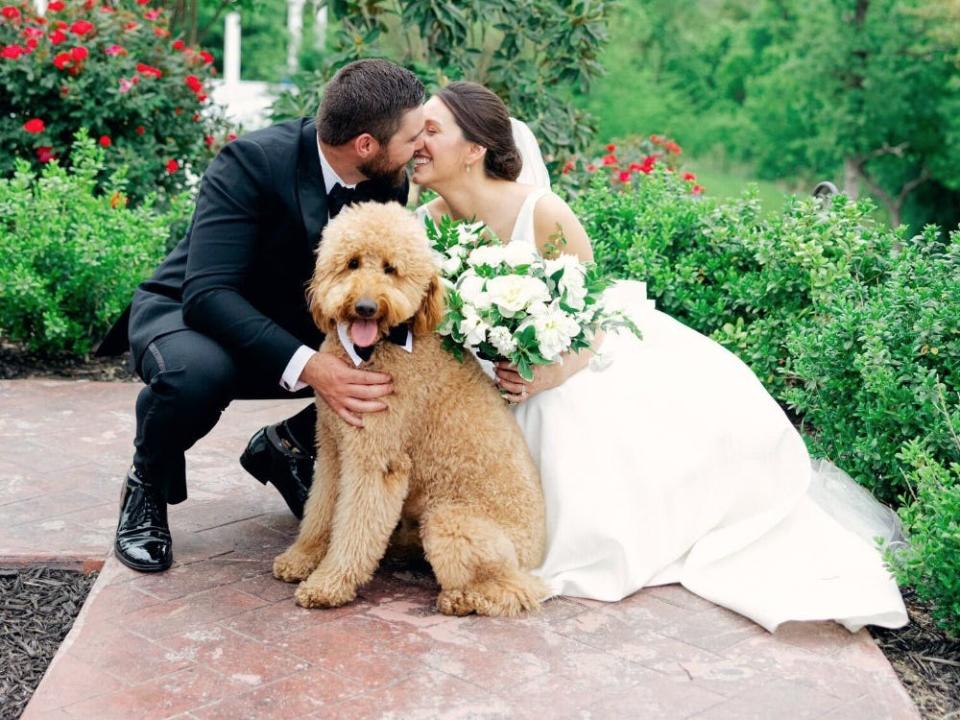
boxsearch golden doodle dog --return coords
[272,201,547,616]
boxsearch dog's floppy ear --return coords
[413,275,445,335]
[306,262,334,332]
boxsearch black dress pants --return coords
[132,329,315,504]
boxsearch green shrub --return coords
[0,131,188,355]
[0,0,232,204]
[785,229,960,503]
[570,171,895,400]
[888,430,960,637]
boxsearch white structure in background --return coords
[211,1,327,131]
[209,12,275,130]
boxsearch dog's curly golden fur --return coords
[272,201,547,616]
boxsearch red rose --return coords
[204,135,214,146]
[36,146,55,163]
[199,50,213,64]
[561,160,575,175]
[136,0,149,4]
[53,51,71,69]
[606,144,616,152]
[185,74,202,92]
[144,9,160,20]
[665,140,681,155]
[70,20,94,35]
[47,0,64,9]
[650,134,662,145]
[25,38,36,50]
[601,153,617,167]
[196,93,207,102]
[691,184,704,195]
[165,158,179,174]
[227,132,237,142]
[153,26,168,38]
[1,6,21,20]
[683,172,696,182]
[98,135,111,147]
[54,20,68,29]
[135,125,145,135]
[1,44,24,59]
[49,29,67,44]
[23,118,45,134]
[136,62,162,78]
[172,39,185,50]
[618,170,631,183]
[70,46,88,62]
[585,163,597,173]
[22,26,44,39]
[124,21,138,31]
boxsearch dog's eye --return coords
[347,257,360,270]
[383,262,397,275]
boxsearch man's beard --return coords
[359,148,406,187]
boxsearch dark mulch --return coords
[0,567,98,720]
[0,342,134,382]
[873,589,960,720]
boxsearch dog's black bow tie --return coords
[353,324,411,362]
[328,180,404,219]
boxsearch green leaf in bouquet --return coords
[517,355,535,382]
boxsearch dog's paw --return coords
[294,572,356,609]
[437,579,543,618]
[272,548,320,583]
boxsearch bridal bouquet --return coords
[425,215,641,381]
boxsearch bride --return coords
[412,81,907,633]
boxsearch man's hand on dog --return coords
[301,352,393,427]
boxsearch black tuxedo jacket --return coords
[97,118,408,379]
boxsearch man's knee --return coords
[139,331,240,418]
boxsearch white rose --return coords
[459,306,489,347]
[502,242,537,268]
[441,255,462,277]
[486,275,550,317]
[467,245,505,269]
[488,326,517,356]
[457,273,492,310]
[431,249,447,270]
[530,301,581,361]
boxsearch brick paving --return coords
[1,380,920,719]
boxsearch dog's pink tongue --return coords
[350,320,378,347]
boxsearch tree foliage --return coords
[270,0,613,166]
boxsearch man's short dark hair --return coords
[316,59,425,146]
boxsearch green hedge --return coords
[0,131,188,355]
[567,167,959,634]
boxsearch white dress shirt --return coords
[278,140,356,392]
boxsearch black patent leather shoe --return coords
[114,467,172,573]
[240,422,314,520]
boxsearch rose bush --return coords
[0,0,233,204]
[555,135,695,195]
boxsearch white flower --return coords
[457,273,491,310]
[441,255,462,277]
[530,301,581,361]
[467,245,506,269]
[456,221,485,245]
[502,242,537,267]
[431,249,447,270]
[459,306,489,347]
[488,326,517,356]
[545,253,588,309]
[486,274,550,317]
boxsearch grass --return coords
[684,156,799,216]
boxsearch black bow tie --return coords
[327,180,404,219]
[354,323,411,362]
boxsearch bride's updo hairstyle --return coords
[435,82,522,181]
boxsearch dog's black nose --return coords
[355,299,377,318]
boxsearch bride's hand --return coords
[495,361,565,403]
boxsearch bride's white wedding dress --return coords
[418,189,907,632]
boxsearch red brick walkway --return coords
[1,380,919,719]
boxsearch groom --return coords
[96,59,426,573]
